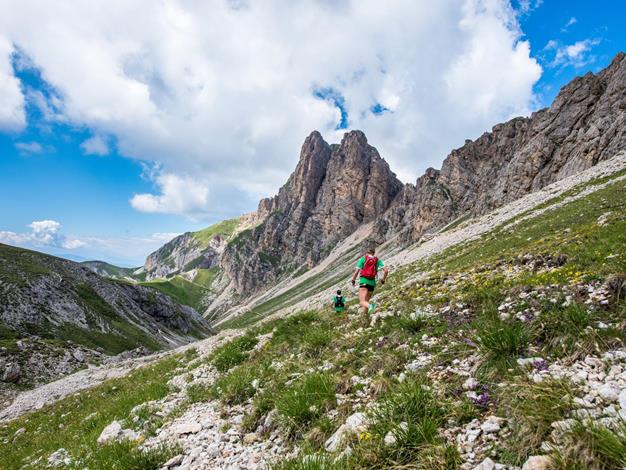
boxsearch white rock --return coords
[48,448,71,468]
[163,454,184,468]
[97,421,122,444]
[517,357,544,367]
[618,389,626,410]
[324,412,368,452]
[473,457,496,470]
[384,430,397,446]
[598,384,619,403]
[522,456,552,470]
[72,349,85,362]
[463,377,479,390]
[480,416,502,434]
[172,422,202,435]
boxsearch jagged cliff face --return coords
[221,130,402,292]
[377,52,626,242]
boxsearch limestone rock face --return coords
[377,52,626,242]
[222,130,402,292]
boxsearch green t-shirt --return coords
[356,256,384,286]
[332,296,345,312]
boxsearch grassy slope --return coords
[138,268,219,312]
[192,218,241,245]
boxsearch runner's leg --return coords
[359,287,369,313]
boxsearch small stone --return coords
[97,421,122,444]
[384,430,397,446]
[163,455,184,467]
[1,363,20,383]
[463,377,479,390]
[172,422,202,435]
[522,455,552,470]
[480,416,502,434]
[598,384,619,403]
[473,457,496,470]
[48,448,71,468]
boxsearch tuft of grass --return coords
[475,318,532,377]
[187,382,213,403]
[85,441,181,470]
[368,378,445,465]
[553,421,626,470]
[535,302,623,359]
[210,333,258,372]
[277,373,336,438]
[497,378,574,464]
[211,364,261,405]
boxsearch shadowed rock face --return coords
[222,130,403,292]
[376,52,626,242]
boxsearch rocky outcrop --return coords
[377,52,626,242]
[221,130,402,292]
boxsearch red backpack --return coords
[360,255,378,280]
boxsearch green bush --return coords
[534,303,622,358]
[498,379,574,464]
[212,364,260,405]
[187,382,213,403]
[369,378,445,465]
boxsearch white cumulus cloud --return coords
[549,38,600,69]
[0,0,542,215]
[81,134,109,156]
[0,219,86,250]
[130,172,210,218]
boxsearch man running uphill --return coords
[351,247,389,316]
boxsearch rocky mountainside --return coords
[0,243,212,392]
[376,52,626,243]
[141,218,248,281]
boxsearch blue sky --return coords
[0,0,624,266]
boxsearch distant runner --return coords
[351,247,389,316]
[331,290,346,313]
